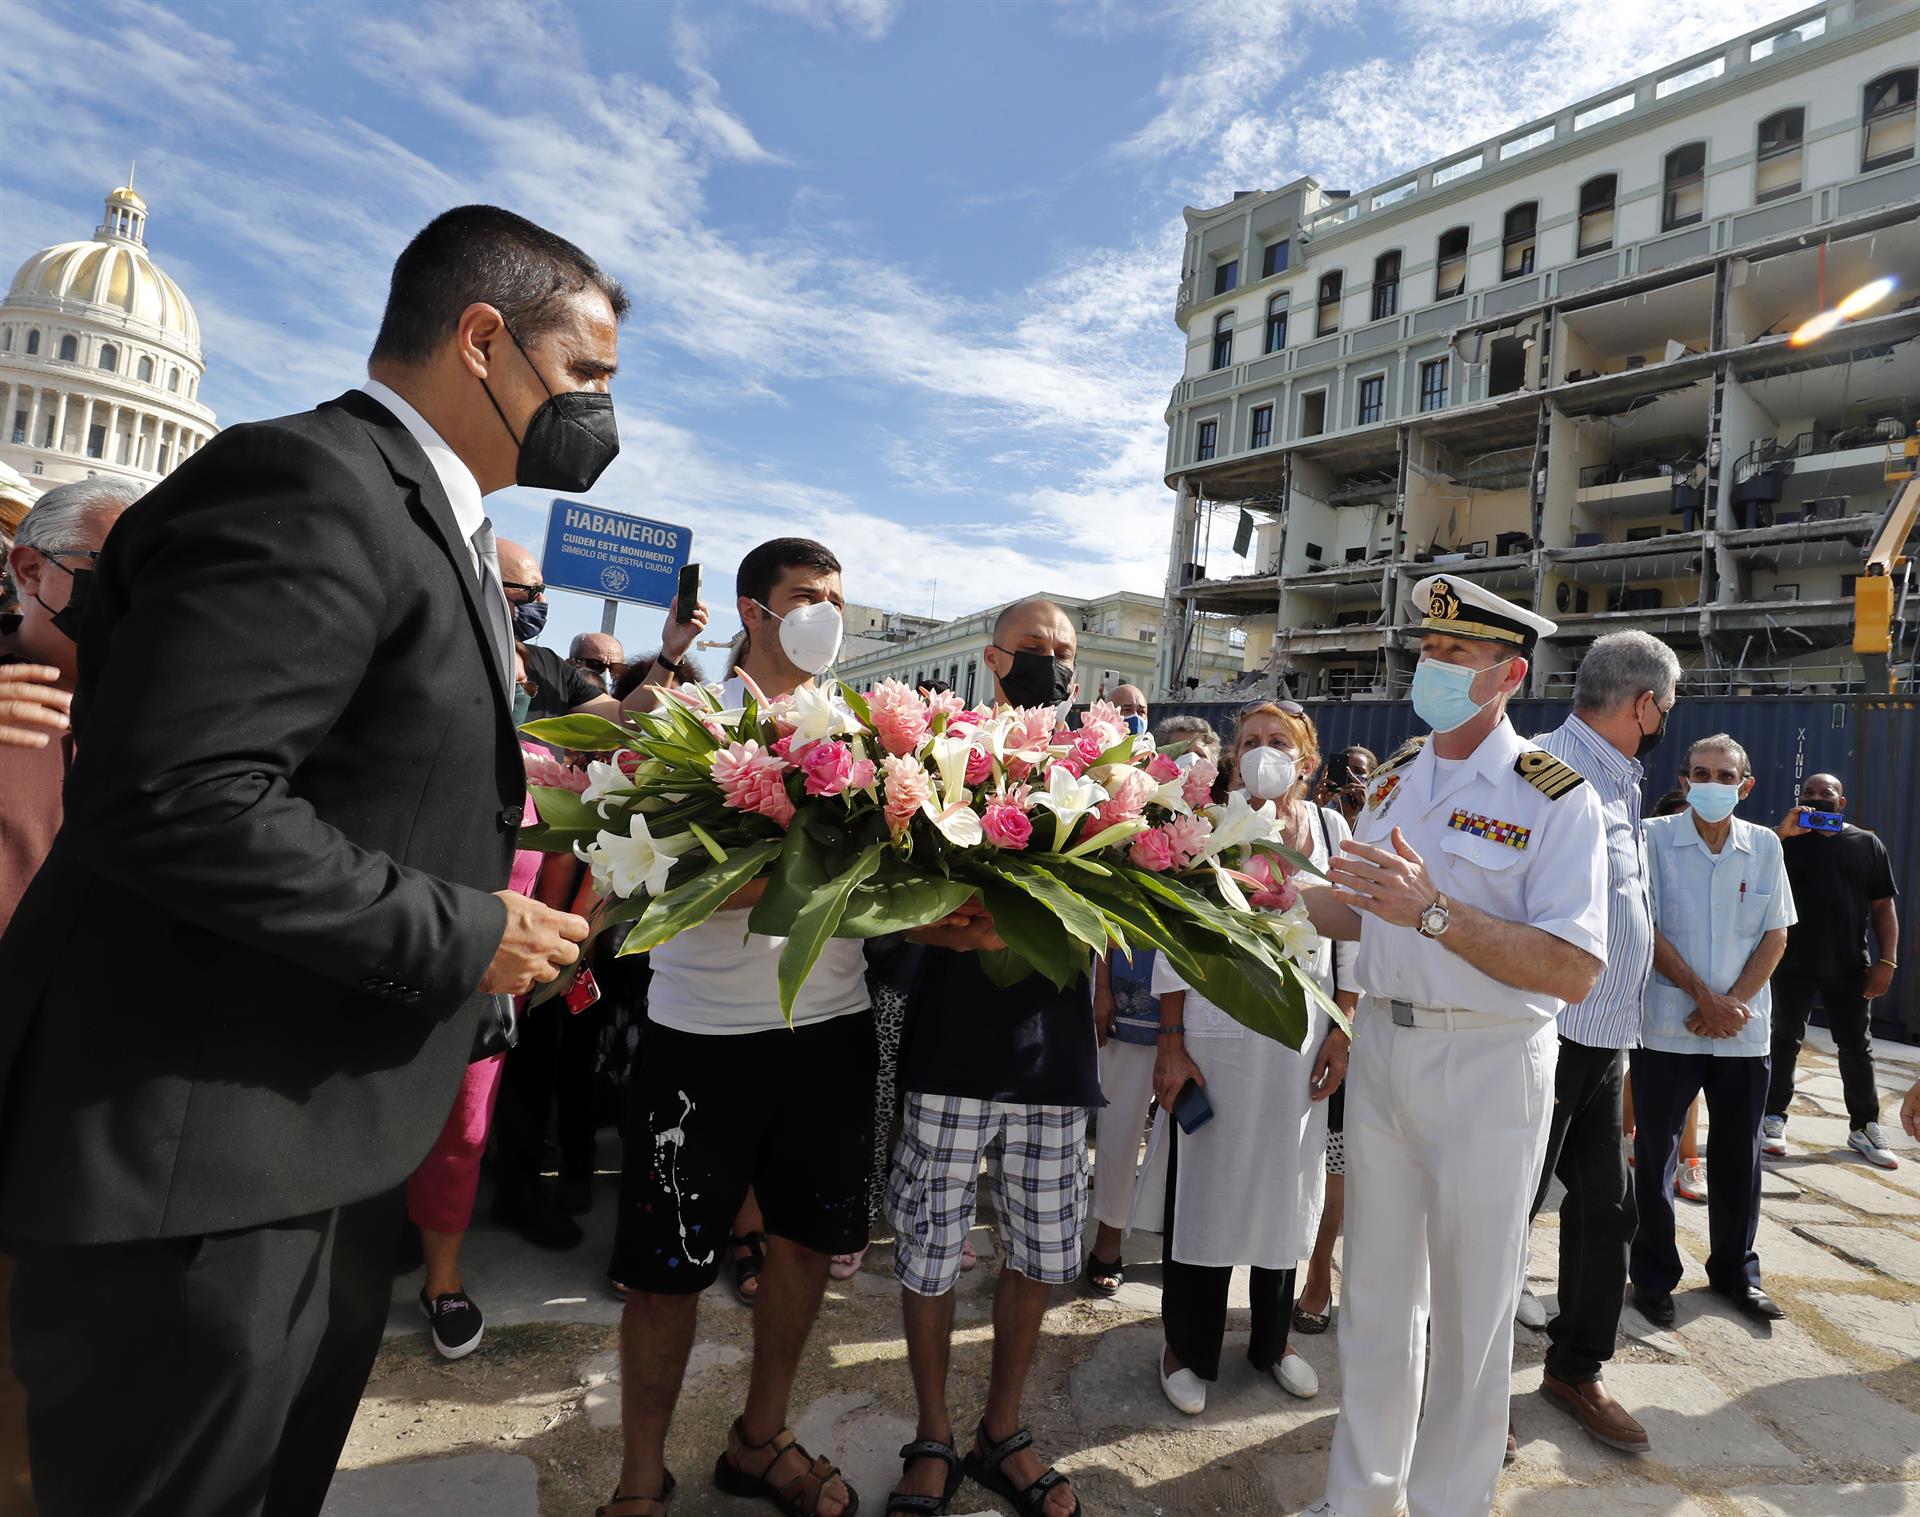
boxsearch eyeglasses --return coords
[1239,698,1305,716]
[501,579,546,599]
[573,657,619,675]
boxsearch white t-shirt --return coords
[646,675,871,1035]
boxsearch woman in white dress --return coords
[1151,701,1358,1414]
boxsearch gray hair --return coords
[1573,630,1681,714]
[1155,714,1220,762]
[1688,732,1751,777]
[15,478,141,556]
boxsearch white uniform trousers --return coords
[1324,999,1557,1517]
[1091,1039,1157,1232]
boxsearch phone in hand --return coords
[1172,1078,1214,1135]
[1799,808,1844,833]
[675,563,700,624]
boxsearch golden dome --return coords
[4,179,199,351]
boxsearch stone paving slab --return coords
[1799,1223,1920,1284]
[1805,1292,1920,1360]
[1733,1482,1920,1515]
[1751,1215,1873,1282]
[320,1452,539,1516]
[1069,1322,1341,1440]
[1502,1486,1717,1516]
[1561,1360,1803,1472]
[1784,1162,1920,1216]
[791,1391,918,1513]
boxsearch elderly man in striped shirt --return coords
[1519,630,1679,1455]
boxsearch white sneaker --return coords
[1274,1349,1319,1399]
[1159,1348,1207,1415]
[1516,1289,1547,1330]
[1761,1115,1788,1157]
[1851,1122,1900,1170]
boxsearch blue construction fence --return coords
[1148,695,1920,1040]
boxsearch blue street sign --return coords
[540,500,692,608]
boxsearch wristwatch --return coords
[1417,892,1452,940]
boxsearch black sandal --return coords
[729,1232,767,1306]
[885,1437,962,1516]
[596,1471,676,1516]
[962,1423,1081,1517]
[1083,1253,1123,1297]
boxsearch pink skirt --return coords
[406,1053,506,1234]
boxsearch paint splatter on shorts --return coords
[610,1011,876,1294]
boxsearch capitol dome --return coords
[0,170,216,490]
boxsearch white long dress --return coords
[1143,803,1354,1269]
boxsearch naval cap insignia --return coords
[1429,579,1461,620]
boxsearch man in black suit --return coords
[0,205,640,1517]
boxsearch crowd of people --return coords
[0,204,1913,1517]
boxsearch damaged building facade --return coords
[1158,0,1920,700]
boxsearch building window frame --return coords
[1418,358,1449,413]
[1356,374,1385,426]
[1501,202,1537,280]
[1300,389,1328,438]
[1264,295,1288,354]
[1577,174,1617,256]
[1755,107,1805,201]
[1250,403,1273,449]
[1195,418,1218,461]
[57,334,78,363]
[1315,271,1343,337]
[137,355,154,383]
[97,342,119,373]
[1213,257,1239,296]
[24,330,40,356]
[1662,141,1706,231]
[1261,239,1289,279]
[1370,250,1401,321]
[1210,311,1234,371]
[1863,68,1918,171]
[1435,226,1468,300]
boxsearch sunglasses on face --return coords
[1239,698,1305,716]
[573,657,618,675]
[501,579,546,599]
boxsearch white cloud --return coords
[747,0,905,43]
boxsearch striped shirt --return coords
[1534,715,1653,1049]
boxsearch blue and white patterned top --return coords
[1534,715,1653,1050]
[1108,949,1161,1045]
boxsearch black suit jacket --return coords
[0,391,520,1244]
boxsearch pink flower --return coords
[947,707,984,730]
[923,687,966,721]
[1129,827,1175,872]
[1241,853,1301,913]
[965,748,993,786]
[1006,708,1056,752]
[881,753,932,835]
[1161,813,1214,869]
[1181,759,1219,810]
[1005,756,1034,783]
[1082,699,1123,733]
[1049,757,1086,782]
[770,735,795,762]
[799,739,856,797]
[848,757,876,791]
[521,747,590,792]
[1086,766,1155,832]
[981,801,1033,851]
[868,679,932,757]
[712,740,796,828]
[1147,753,1182,784]
[1070,732,1107,769]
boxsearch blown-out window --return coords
[1577,175,1616,256]
[1435,227,1468,299]
[1864,69,1918,170]
[1756,109,1805,201]
[1502,203,1537,279]
[1662,143,1705,231]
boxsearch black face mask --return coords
[994,645,1074,709]
[480,323,620,493]
[1636,695,1669,759]
[510,599,550,643]
[36,557,94,644]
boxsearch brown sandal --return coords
[596,1471,676,1516]
[714,1417,860,1516]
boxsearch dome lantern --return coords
[97,162,147,245]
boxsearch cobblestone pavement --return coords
[332,1031,1920,1516]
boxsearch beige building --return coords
[838,589,1244,706]
[1161,1,1920,699]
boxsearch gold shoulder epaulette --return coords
[1515,750,1585,799]
[1371,745,1417,781]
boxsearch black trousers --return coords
[1526,1038,1631,1384]
[10,1190,400,1517]
[1768,970,1881,1129]
[1629,1050,1767,1296]
[1159,1124,1295,1381]
[492,1000,604,1204]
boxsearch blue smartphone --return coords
[1172,1078,1214,1134]
[1799,809,1844,833]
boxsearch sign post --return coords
[539,501,693,636]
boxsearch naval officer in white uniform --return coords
[1301,575,1609,1517]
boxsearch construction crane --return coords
[1853,440,1920,692]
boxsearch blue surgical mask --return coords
[1410,656,1502,734]
[511,686,533,726]
[1124,715,1148,736]
[1686,781,1741,823]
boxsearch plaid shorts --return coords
[886,1094,1089,1297]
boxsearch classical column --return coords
[25,388,43,450]
[79,398,98,459]
[107,402,123,464]
[52,392,70,452]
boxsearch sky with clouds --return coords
[0,0,1801,663]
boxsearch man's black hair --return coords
[371,205,630,365]
[736,538,842,607]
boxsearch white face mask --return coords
[760,598,843,676]
[1239,745,1297,799]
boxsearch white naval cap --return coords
[1408,573,1557,650]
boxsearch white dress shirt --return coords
[359,379,486,574]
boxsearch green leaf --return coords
[1186,951,1309,1050]
[977,948,1036,988]
[1250,840,1327,881]
[513,822,598,855]
[837,682,875,727]
[1065,870,1209,983]
[979,881,1085,990]
[528,786,605,834]
[1064,819,1146,858]
[687,821,728,864]
[519,714,639,752]
[618,839,783,956]
[1001,866,1109,954]
[1093,734,1138,767]
[777,844,887,1018]
[838,873,976,937]
[748,821,840,937]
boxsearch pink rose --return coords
[1005,756,1034,783]
[982,801,1033,851]
[770,735,794,762]
[881,753,933,835]
[847,757,876,790]
[869,679,932,757]
[800,740,856,797]
[947,708,983,730]
[1162,813,1214,869]
[965,748,993,786]
[1071,732,1107,768]
[1242,853,1301,913]
[1181,758,1219,810]
[1147,753,1181,784]
[1129,827,1175,872]
[1049,757,1085,783]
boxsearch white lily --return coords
[1196,790,1281,863]
[1028,763,1110,851]
[1148,773,1193,816]
[580,759,633,817]
[782,680,864,754]
[1211,860,1252,913]
[921,795,986,847]
[574,812,695,899]
[928,733,977,809]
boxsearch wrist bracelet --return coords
[653,653,685,676]
[1157,1024,1186,1037]
[1877,958,1899,969]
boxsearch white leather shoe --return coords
[1159,1348,1207,1414]
[1516,1289,1547,1329]
[1274,1349,1319,1399]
